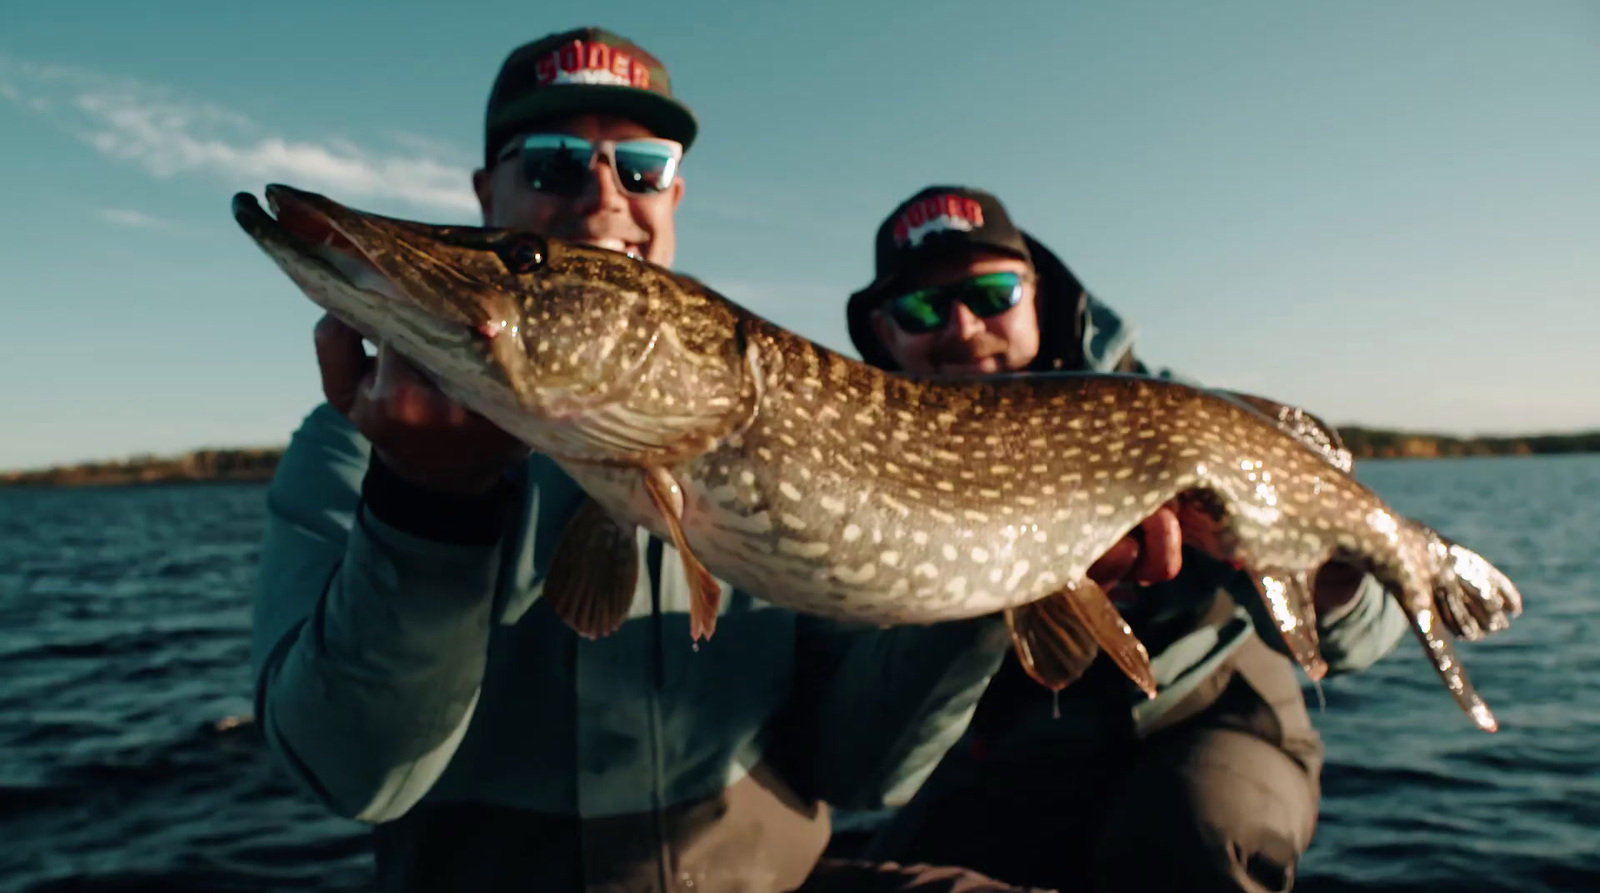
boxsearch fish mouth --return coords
[231,185,651,423]
[232,185,492,344]
[232,186,404,307]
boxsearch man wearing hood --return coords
[843,186,1412,893]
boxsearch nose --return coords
[574,149,629,215]
[947,302,987,339]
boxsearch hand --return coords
[1087,502,1184,592]
[1311,560,1366,614]
[314,314,530,495]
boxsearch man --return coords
[842,186,1414,893]
[248,29,1171,893]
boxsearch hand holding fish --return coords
[1085,503,1184,591]
[313,314,529,495]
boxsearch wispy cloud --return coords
[0,55,479,217]
[97,207,173,229]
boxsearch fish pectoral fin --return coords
[641,466,723,642]
[1250,568,1329,681]
[542,497,640,640]
[1005,579,1158,699]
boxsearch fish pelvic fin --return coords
[542,497,640,639]
[642,466,723,643]
[1005,579,1158,699]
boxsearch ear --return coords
[668,175,685,211]
[472,167,494,225]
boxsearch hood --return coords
[845,231,1139,374]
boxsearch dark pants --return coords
[369,756,1055,893]
[861,633,1325,893]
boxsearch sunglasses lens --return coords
[518,135,592,195]
[888,272,1023,334]
[514,135,681,196]
[889,291,946,333]
[960,272,1024,315]
[611,141,680,194]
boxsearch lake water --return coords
[2,455,1596,892]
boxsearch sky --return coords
[1,1,1597,471]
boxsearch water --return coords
[1,456,1596,892]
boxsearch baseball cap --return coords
[846,186,1032,360]
[483,27,699,168]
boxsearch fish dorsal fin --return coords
[1215,390,1354,473]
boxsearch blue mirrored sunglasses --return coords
[496,133,682,196]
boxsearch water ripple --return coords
[2,459,1598,892]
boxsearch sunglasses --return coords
[496,133,683,197]
[883,271,1028,334]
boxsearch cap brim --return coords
[488,85,699,158]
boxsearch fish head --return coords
[233,184,757,463]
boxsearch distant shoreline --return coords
[3,428,1597,489]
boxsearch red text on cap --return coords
[893,194,985,247]
[534,39,651,90]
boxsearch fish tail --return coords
[1422,527,1525,642]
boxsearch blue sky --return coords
[2,1,1596,471]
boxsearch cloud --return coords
[97,207,172,229]
[0,55,479,217]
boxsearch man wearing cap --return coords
[249,30,1072,893]
[842,186,1413,893]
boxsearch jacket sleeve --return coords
[1229,568,1410,676]
[782,614,1013,812]
[1310,572,1411,675]
[249,403,523,822]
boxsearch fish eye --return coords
[497,234,547,274]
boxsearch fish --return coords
[231,184,1524,732]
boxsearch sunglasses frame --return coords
[495,132,684,196]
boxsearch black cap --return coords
[846,185,1032,364]
[483,27,698,168]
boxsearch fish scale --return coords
[231,183,1526,733]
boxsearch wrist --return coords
[362,450,516,545]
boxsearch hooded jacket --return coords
[250,404,1013,892]
[843,230,1410,740]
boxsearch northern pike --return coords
[231,184,1523,732]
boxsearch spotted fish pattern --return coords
[232,184,1525,733]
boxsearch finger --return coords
[313,314,372,415]
[371,344,461,426]
[1129,506,1183,584]
[1087,535,1140,589]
